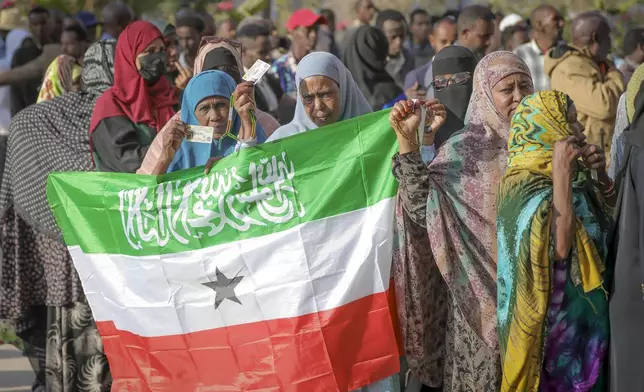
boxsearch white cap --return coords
[499,13,524,32]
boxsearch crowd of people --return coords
[0,0,642,391]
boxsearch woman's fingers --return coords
[584,150,603,163]
[585,154,606,169]
[175,62,186,76]
[235,82,255,97]
[178,63,192,78]
[238,102,254,114]
[423,99,442,111]
[582,144,603,158]
[204,156,223,174]
[392,102,406,120]
[580,144,606,170]
[237,95,257,113]
[172,121,188,137]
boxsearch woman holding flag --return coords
[266,51,373,142]
[136,69,265,174]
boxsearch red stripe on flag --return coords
[97,290,400,391]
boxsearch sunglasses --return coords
[431,72,472,92]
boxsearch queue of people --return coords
[0,1,641,391]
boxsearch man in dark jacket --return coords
[376,9,415,89]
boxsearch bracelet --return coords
[602,184,616,197]
[603,188,616,198]
[601,180,615,196]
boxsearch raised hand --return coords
[390,99,422,141]
[553,136,580,182]
[174,62,192,90]
[580,143,606,174]
[233,81,256,140]
[163,119,188,156]
[405,82,425,100]
[423,99,447,134]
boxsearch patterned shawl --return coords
[426,51,531,348]
[497,90,612,391]
[0,40,116,240]
[392,51,531,384]
[36,54,82,103]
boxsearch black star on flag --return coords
[202,268,244,309]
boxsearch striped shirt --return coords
[514,40,550,91]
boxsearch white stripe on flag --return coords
[69,197,395,337]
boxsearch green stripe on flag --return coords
[47,110,399,256]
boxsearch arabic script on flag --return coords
[119,152,306,250]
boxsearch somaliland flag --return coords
[47,111,401,391]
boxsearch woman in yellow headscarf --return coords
[37,54,82,103]
[497,90,615,391]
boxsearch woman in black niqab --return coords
[342,25,402,110]
[431,45,477,148]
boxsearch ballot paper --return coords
[186,125,214,144]
[242,60,271,84]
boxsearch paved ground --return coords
[0,345,32,392]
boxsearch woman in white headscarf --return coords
[267,51,373,142]
[0,29,31,131]
[266,51,403,392]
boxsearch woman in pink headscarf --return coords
[388,51,534,391]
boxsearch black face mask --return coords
[432,46,477,148]
[139,52,168,84]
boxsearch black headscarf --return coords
[342,25,402,110]
[432,45,477,148]
[203,47,242,83]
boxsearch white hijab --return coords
[0,29,32,132]
[267,52,372,142]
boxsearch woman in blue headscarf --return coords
[267,52,372,142]
[138,69,266,174]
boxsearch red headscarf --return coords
[89,21,177,134]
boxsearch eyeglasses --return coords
[432,72,472,91]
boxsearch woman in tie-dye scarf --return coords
[497,90,615,392]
